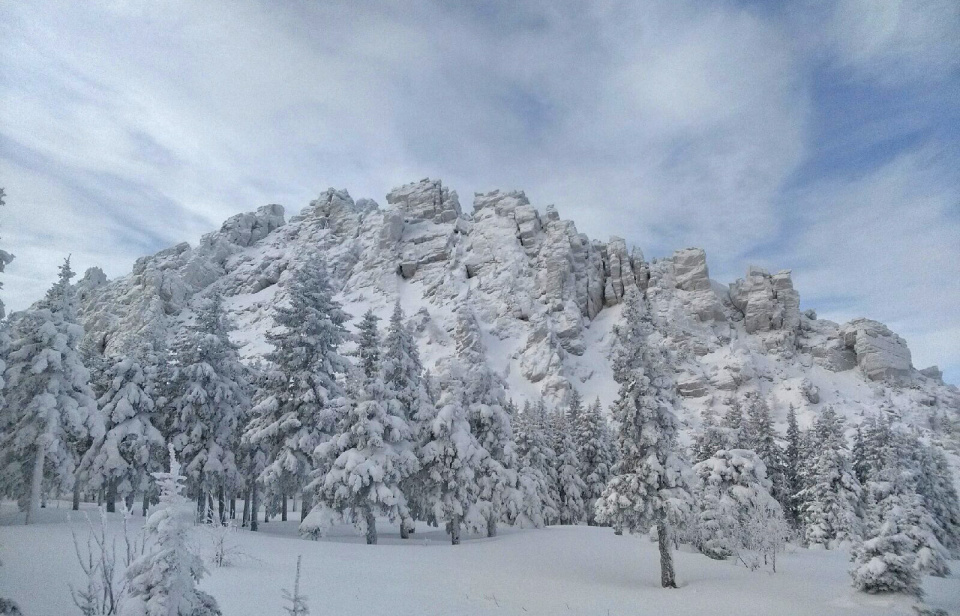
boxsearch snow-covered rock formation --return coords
[70,178,959,444]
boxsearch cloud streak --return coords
[1,0,958,381]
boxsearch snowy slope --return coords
[1,502,957,616]
[70,178,960,446]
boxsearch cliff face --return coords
[74,178,960,440]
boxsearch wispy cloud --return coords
[1,1,957,381]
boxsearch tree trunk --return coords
[25,445,45,525]
[487,514,497,538]
[400,515,412,539]
[142,491,149,517]
[125,490,135,512]
[218,485,226,525]
[365,510,377,545]
[250,482,259,532]
[301,490,312,523]
[72,480,81,511]
[242,490,250,527]
[197,490,205,523]
[658,522,677,589]
[106,479,117,513]
[281,492,288,522]
[230,492,236,520]
[450,515,461,546]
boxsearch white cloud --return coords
[0,1,957,381]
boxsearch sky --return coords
[1,1,958,383]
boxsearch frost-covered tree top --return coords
[123,445,221,616]
[243,255,351,491]
[597,290,692,534]
[169,292,251,491]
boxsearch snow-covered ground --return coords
[2,502,957,616]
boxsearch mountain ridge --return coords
[67,177,959,444]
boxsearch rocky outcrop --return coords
[839,318,914,382]
[730,266,801,337]
[387,178,461,224]
[65,177,957,439]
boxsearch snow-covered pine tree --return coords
[722,398,747,450]
[850,493,923,597]
[0,257,101,524]
[383,302,436,535]
[453,305,518,537]
[595,290,693,588]
[242,255,350,522]
[852,422,870,486]
[122,445,221,616]
[573,396,614,526]
[798,405,862,549]
[742,393,789,518]
[83,348,166,514]
[311,313,418,545]
[782,404,803,528]
[168,292,251,521]
[693,448,788,571]
[511,401,557,528]
[916,443,960,557]
[551,407,586,525]
[691,406,728,464]
[419,378,485,545]
[281,555,309,616]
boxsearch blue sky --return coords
[1,1,958,383]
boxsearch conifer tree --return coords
[573,397,614,525]
[850,496,922,597]
[798,406,861,548]
[551,408,587,525]
[312,314,417,545]
[512,401,557,527]
[419,381,485,545]
[782,404,803,527]
[122,446,221,616]
[692,407,728,464]
[743,393,789,516]
[83,349,165,514]
[1,258,101,523]
[169,293,251,519]
[722,399,747,450]
[383,302,434,536]
[694,448,788,570]
[242,255,350,519]
[453,305,518,538]
[595,290,692,588]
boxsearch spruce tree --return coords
[454,305,518,538]
[798,406,862,548]
[595,290,692,588]
[122,446,221,616]
[551,408,587,525]
[312,314,417,545]
[242,255,350,519]
[512,401,557,527]
[83,349,166,514]
[692,407,728,464]
[693,448,788,570]
[743,393,789,516]
[383,302,434,536]
[419,380,485,545]
[1,258,101,523]
[573,397,614,525]
[782,404,803,527]
[168,293,251,520]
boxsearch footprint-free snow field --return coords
[2,503,957,616]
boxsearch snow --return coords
[3,501,958,616]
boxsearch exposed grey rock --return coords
[920,365,944,384]
[387,178,461,224]
[800,378,820,404]
[840,318,914,382]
